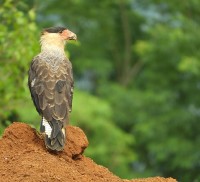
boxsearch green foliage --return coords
[0,0,39,128]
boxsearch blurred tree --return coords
[0,0,39,132]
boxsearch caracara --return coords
[28,27,77,151]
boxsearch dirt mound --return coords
[0,122,177,182]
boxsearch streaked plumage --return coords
[28,27,77,151]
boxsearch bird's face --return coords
[40,27,77,51]
[42,27,77,41]
[60,29,77,41]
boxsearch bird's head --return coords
[40,26,77,51]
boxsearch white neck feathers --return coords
[40,33,66,54]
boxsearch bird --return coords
[28,27,77,151]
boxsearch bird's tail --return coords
[40,117,66,151]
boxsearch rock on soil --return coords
[0,122,177,182]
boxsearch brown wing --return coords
[28,56,74,124]
[65,59,74,112]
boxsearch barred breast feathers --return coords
[38,47,67,71]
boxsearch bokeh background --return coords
[1,0,200,181]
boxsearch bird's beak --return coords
[62,29,77,41]
[68,32,77,41]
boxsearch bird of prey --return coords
[28,27,77,151]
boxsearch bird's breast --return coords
[39,52,66,72]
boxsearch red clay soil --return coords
[0,122,177,182]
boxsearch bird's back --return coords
[28,53,74,151]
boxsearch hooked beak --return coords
[62,29,77,41]
[68,33,77,41]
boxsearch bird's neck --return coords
[41,45,65,56]
[40,34,66,55]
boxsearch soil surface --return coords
[0,122,177,182]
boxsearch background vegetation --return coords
[1,0,200,181]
